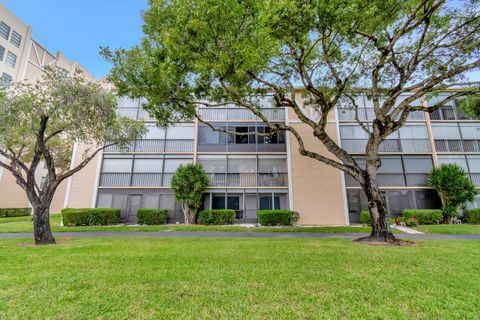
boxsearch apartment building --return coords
[0,3,94,211]
[59,90,480,225]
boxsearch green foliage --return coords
[137,208,168,225]
[464,209,480,224]
[171,164,210,217]
[406,218,418,227]
[197,209,236,225]
[257,210,299,226]
[62,208,120,226]
[360,211,371,225]
[0,208,31,218]
[459,95,480,118]
[428,164,477,221]
[402,209,443,225]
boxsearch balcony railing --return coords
[104,139,194,153]
[338,108,425,121]
[434,139,480,153]
[198,108,285,121]
[345,173,429,187]
[207,173,288,187]
[99,172,288,187]
[341,139,432,153]
[470,173,480,187]
[430,107,471,121]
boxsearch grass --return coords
[0,237,478,319]
[0,214,376,234]
[414,224,480,234]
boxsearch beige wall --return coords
[64,144,101,209]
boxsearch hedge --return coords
[137,208,168,225]
[464,209,480,224]
[360,211,371,225]
[402,209,443,225]
[257,210,299,226]
[0,208,32,218]
[197,209,236,225]
[62,208,120,226]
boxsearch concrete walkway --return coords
[0,231,479,240]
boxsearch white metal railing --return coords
[198,108,285,121]
[341,139,431,153]
[104,139,194,153]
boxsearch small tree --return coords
[0,67,146,245]
[428,164,476,224]
[171,164,210,224]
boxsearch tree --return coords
[0,67,146,245]
[171,164,210,224]
[460,94,480,118]
[427,163,477,224]
[104,0,480,243]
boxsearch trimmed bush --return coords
[406,217,418,227]
[0,208,32,218]
[402,209,443,225]
[137,208,168,225]
[62,208,120,226]
[257,210,299,226]
[464,209,480,224]
[360,211,371,225]
[197,209,236,225]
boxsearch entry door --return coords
[245,194,258,222]
[127,195,142,223]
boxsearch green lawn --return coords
[414,224,480,234]
[0,214,375,233]
[0,237,478,319]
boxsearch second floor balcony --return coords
[104,139,194,153]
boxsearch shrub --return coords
[388,217,395,225]
[402,209,443,225]
[197,209,236,225]
[137,208,168,225]
[395,217,404,225]
[0,208,32,218]
[464,209,480,224]
[360,211,371,225]
[406,217,418,227]
[62,208,120,226]
[257,210,299,226]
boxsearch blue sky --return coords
[2,0,148,79]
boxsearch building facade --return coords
[59,91,480,225]
[0,3,94,211]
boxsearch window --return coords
[259,195,280,210]
[116,97,139,108]
[0,73,12,87]
[166,125,194,140]
[5,51,16,68]
[10,31,21,48]
[0,22,10,40]
[460,124,480,140]
[198,156,226,173]
[227,196,240,210]
[258,157,287,173]
[102,158,133,173]
[432,123,461,140]
[403,156,433,174]
[212,195,226,209]
[398,125,428,139]
[227,157,256,173]
[144,125,166,139]
[0,45,4,61]
[198,125,227,144]
[133,159,163,173]
[438,156,469,171]
[339,125,369,139]
[163,158,192,172]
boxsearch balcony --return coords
[116,107,154,121]
[345,173,429,187]
[99,173,175,187]
[430,107,471,121]
[434,139,480,153]
[341,139,432,153]
[99,172,288,188]
[104,139,194,153]
[198,108,285,122]
[207,173,288,187]
[338,108,425,121]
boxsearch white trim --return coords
[335,108,350,225]
[91,149,104,207]
[285,107,294,210]
[63,142,78,208]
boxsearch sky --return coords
[1,0,478,82]
[2,0,148,79]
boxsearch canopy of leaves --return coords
[171,164,210,211]
[459,94,480,118]
[428,163,477,216]
[0,67,146,172]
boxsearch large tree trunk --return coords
[181,203,196,224]
[354,156,399,244]
[32,203,55,245]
